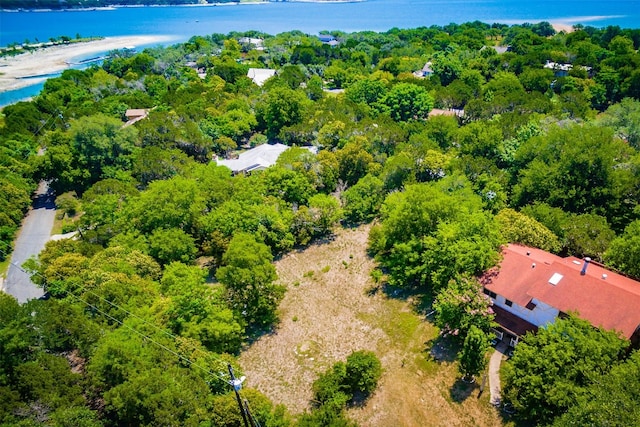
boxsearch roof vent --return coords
[549,273,563,285]
[602,274,608,280]
[532,263,536,268]
[526,251,531,256]
[580,257,591,276]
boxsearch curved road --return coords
[2,181,55,303]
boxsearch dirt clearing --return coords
[239,224,506,426]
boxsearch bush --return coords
[311,350,382,409]
[345,350,382,396]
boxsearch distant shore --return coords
[0,0,364,12]
[0,35,175,93]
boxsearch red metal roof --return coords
[482,244,640,339]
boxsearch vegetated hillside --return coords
[1,21,639,426]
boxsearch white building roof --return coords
[216,143,316,173]
[216,143,288,173]
[247,68,276,86]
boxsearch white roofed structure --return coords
[247,68,276,86]
[215,143,317,174]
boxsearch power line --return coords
[0,225,266,426]
[0,240,227,360]
[0,245,232,386]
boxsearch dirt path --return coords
[239,225,504,426]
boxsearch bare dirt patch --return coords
[239,224,507,426]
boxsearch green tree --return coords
[563,213,615,261]
[255,87,308,139]
[161,262,243,353]
[341,174,385,224]
[458,325,489,380]
[598,97,640,149]
[216,233,283,328]
[68,114,138,187]
[370,178,502,291]
[378,83,434,121]
[503,316,627,425]
[335,140,375,186]
[344,350,382,396]
[345,78,388,106]
[552,350,640,427]
[102,367,211,427]
[433,276,495,340]
[124,176,206,234]
[605,220,640,278]
[148,228,198,265]
[258,166,315,206]
[210,388,292,427]
[513,125,635,230]
[307,193,343,236]
[496,208,561,252]
[55,191,79,218]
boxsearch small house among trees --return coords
[482,244,640,348]
[246,68,276,86]
[214,143,316,174]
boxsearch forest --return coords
[1,21,640,426]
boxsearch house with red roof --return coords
[481,244,640,348]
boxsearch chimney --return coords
[580,257,591,275]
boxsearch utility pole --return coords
[228,363,250,427]
[243,399,260,427]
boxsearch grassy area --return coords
[239,224,507,426]
[0,258,10,278]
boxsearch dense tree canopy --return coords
[503,316,627,424]
[2,21,640,426]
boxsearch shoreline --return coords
[0,35,176,94]
[1,0,364,12]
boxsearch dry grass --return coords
[239,224,508,426]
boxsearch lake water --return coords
[1,0,639,105]
[2,0,640,47]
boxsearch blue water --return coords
[1,0,639,106]
[1,0,639,47]
[0,81,45,107]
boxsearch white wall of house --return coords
[493,295,559,327]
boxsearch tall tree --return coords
[216,233,283,329]
[458,325,490,380]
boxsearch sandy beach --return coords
[0,35,175,93]
[550,22,576,33]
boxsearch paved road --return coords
[2,181,55,303]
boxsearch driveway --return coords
[2,181,55,303]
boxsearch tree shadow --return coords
[33,187,56,210]
[349,390,373,408]
[425,334,459,363]
[497,403,536,427]
[449,377,477,403]
[242,321,281,349]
